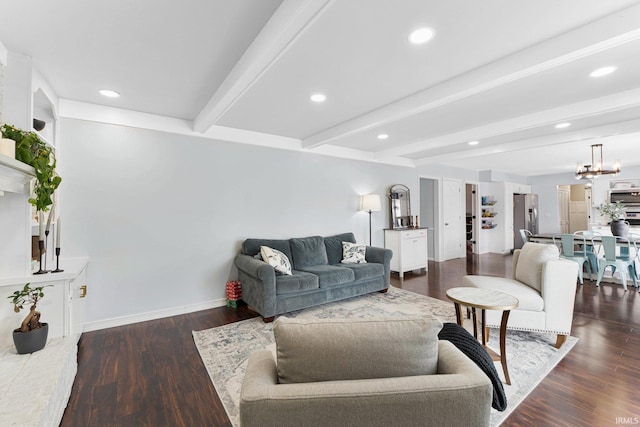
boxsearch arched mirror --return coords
[388,184,411,229]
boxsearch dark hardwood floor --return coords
[60,253,640,427]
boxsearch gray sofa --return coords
[240,316,492,427]
[233,232,392,321]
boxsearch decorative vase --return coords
[610,220,630,237]
[12,323,48,354]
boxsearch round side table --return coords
[446,287,519,385]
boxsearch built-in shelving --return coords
[0,155,35,195]
[481,196,498,229]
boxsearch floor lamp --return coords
[361,194,382,245]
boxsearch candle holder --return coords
[52,247,64,273]
[44,230,50,271]
[33,240,50,275]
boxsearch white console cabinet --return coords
[384,228,428,278]
[0,257,89,349]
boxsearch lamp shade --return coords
[361,194,381,212]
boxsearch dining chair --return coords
[595,235,638,291]
[573,230,600,276]
[519,229,533,245]
[559,234,592,285]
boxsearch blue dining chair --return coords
[559,234,592,285]
[573,230,600,277]
[596,236,638,291]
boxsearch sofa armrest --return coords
[234,254,277,318]
[365,246,393,286]
[540,258,579,334]
[239,341,491,427]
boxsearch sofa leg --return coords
[379,288,389,293]
[555,334,568,349]
[263,316,275,323]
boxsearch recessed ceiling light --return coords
[555,122,571,129]
[468,141,479,146]
[377,134,389,140]
[99,89,120,98]
[310,93,327,103]
[589,66,617,78]
[408,27,435,45]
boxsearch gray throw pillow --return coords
[289,236,328,269]
[274,316,443,384]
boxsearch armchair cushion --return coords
[462,275,544,311]
[274,316,443,384]
[515,242,559,292]
[290,236,328,268]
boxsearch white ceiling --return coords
[1,0,640,176]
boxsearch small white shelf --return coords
[0,155,35,195]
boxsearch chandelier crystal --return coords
[575,144,620,180]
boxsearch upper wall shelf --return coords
[0,155,35,195]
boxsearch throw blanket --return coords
[438,322,507,411]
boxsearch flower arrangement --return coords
[596,201,626,222]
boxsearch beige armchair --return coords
[240,317,492,427]
[463,242,579,348]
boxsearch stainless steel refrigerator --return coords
[513,193,539,249]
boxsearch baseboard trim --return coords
[82,298,228,332]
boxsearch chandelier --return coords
[575,143,620,180]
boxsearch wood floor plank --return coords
[60,253,640,426]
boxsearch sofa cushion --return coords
[243,238,293,261]
[323,232,357,264]
[275,271,319,295]
[260,246,293,276]
[297,265,355,288]
[274,316,443,384]
[290,236,328,269]
[463,275,544,311]
[339,262,384,283]
[515,242,559,292]
[341,241,367,264]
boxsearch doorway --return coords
[419,177,438,261]
[465,183,478,254]
[557,184,591,233]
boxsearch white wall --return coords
[59,118,417,327]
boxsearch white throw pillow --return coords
[260,246,293,275]
[515,242,559,292]
[341,241,367,264]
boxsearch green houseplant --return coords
[0,123,61,212]
[596,201,629,237]
[8,283,51,354]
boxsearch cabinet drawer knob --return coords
[79,285,87,298]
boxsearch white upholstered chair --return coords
[463,242,579,348]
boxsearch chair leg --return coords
[555,334,568,349]
[577,265,584,285]
[620,270,628,291]
[630,265,638,288]
[596,265,606,287]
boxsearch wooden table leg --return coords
[454,302,462,326]
[481,309,487,346]
[500,310,512,385]
[471,307,478,339]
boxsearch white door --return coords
[443,179,464,260]
[558,187,570,233]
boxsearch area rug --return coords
[193,287,577,426]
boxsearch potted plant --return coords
[596,201,629,237]
[0,123,61,212]
[8,283,51,354]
